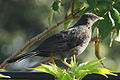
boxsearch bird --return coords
[7,13,104,67]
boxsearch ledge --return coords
[0,72,119,80]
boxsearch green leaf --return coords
[51,0,62,11]
[76,58,104,70]
[48,9,54,25]
[112,8,120,23]
[0,74,11,78]
[52,1,59,11]
[48,0,62,25]
[112,8,120,35]
[74,1,87,11]
[61,73,73,80]
[108,12,115,27]
[28,64,64,78]
[64,20,73,29]
[92,68,117,78]
[109,31,116,47]
[70,55,77,67]
[108,12,115,46]
[98,13,112,39]
[28,64,55,75]
[96,0,109,10]
[75,69,89,80]
[115,31,120,42]
[87,0,96,8]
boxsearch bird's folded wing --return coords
[33,28,83,52]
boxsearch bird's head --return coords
[80,13,104,26]
[75,13,104,27]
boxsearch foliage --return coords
[49,0,120,44]
[29,56,117,80]
[0,74,10,78]
[0,69,10,78]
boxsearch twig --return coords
[71,0,75,16]
[94,28,105,67]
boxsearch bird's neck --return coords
[72,19,94,28]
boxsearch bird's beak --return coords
[98,17,104,20]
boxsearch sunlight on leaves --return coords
[29,56,117,80]
[115,31,120,42]
[92,68,117,78]
[0,74,11,78]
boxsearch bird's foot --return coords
[61,59,71,67]
[49,56,56,66]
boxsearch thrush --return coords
[7,13,104,67]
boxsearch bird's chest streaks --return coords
[68,26,92,55]
[68,27,91,44]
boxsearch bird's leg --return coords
[49,56,56,65]
[61,58,71,67]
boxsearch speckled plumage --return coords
[7,13,104,63]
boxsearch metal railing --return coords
[0,72,119,80]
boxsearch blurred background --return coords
[0,0,120,71]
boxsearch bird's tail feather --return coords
[7,52,39,63]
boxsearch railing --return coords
[0,72,120,80]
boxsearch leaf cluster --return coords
[0,74,10,78]
[29,56,117,80]
[87,0,120,43]
[48,0,120,44]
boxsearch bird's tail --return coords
[7,52,39,63]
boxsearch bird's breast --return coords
[71,27,92,55]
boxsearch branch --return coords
[0,7,86,69]
[71,0,75,16]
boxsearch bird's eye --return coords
[90,17,94,20]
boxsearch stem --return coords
[71,0,75,15]
[95,28,105,67]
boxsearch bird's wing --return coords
[33,27,84,52]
